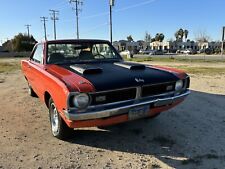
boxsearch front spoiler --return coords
[64,90,190,121]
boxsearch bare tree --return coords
[194,30,211,42]
[144,31,151,43]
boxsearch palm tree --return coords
[127,35,134,42]
[184,29,189,42]
[175,31,180,41]
[159,33,165,42]
[153,33,165,50]
[175,28,184,41]
[155,33,160,42]
[178,28,184,41]
[154,33,164,42]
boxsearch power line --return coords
[60,0,157,24]
[40,17,48,41]
[83,0,156,20]
[25,24,31,37]
[115,0,156,12]
[83,22,108,34]
[53,0,69,9]
[69,0,83,39]
[49,10,59,40]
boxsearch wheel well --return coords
[44,92,51,108]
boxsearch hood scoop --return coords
[70,65,102,74]
[114,62,146,70]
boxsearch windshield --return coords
[47,42,121,64]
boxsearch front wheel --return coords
[145,112,161,119]
[49,98,74,140]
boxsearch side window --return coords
[32,44,44,64]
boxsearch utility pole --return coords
[25,24,31,37]
[222,26,225,57]
[49,10,59,40]
[40,17,48,41]
[109,0,115,44]
[69,0,83,39]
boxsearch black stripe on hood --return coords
[61,62,179,91]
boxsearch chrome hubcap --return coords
[50,103,59,134]
[28,85,31,94]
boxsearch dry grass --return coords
[1,57,225,75]
[126,57,225,63]
[0,61,21,73]
[170,66,225,75]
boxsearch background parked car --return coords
[120,50,133,58]
[180,49,192,54]
[177,48,197,55]
[197,48,213,55]
[139,49,153,55]
[149,50,164,55]
[204,48,213,55]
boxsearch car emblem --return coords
[135,78,145,83]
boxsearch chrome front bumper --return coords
[64,90,190,121]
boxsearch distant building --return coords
[150,41,172,51]
[150,41,221,51]
[137,40,150,50]
[197,41,221,50]
[113,40,142,51]
[113,39,222,52]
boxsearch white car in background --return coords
[120,50,133,58]
[139,49,152,55]
[180,49,192,54]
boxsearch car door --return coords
[26,43,45,97]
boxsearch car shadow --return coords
[67,90,225,168]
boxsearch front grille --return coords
[141,82,175,97]
[89,82,176,106]
[90,88,137,106]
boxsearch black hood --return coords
[62,62,179,91]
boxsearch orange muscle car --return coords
[21,39,190,140]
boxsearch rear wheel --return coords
[49,98,74,140]
[28,84,37,97]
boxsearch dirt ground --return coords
[0,59,225,169]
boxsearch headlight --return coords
[175,80,183,91]
[72,93,89,109]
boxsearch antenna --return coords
[109,0,115,44]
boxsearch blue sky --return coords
[0,0,225,44]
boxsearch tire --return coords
[48,98,74,140]
[146,112,161,119]
[28,84,37,97]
